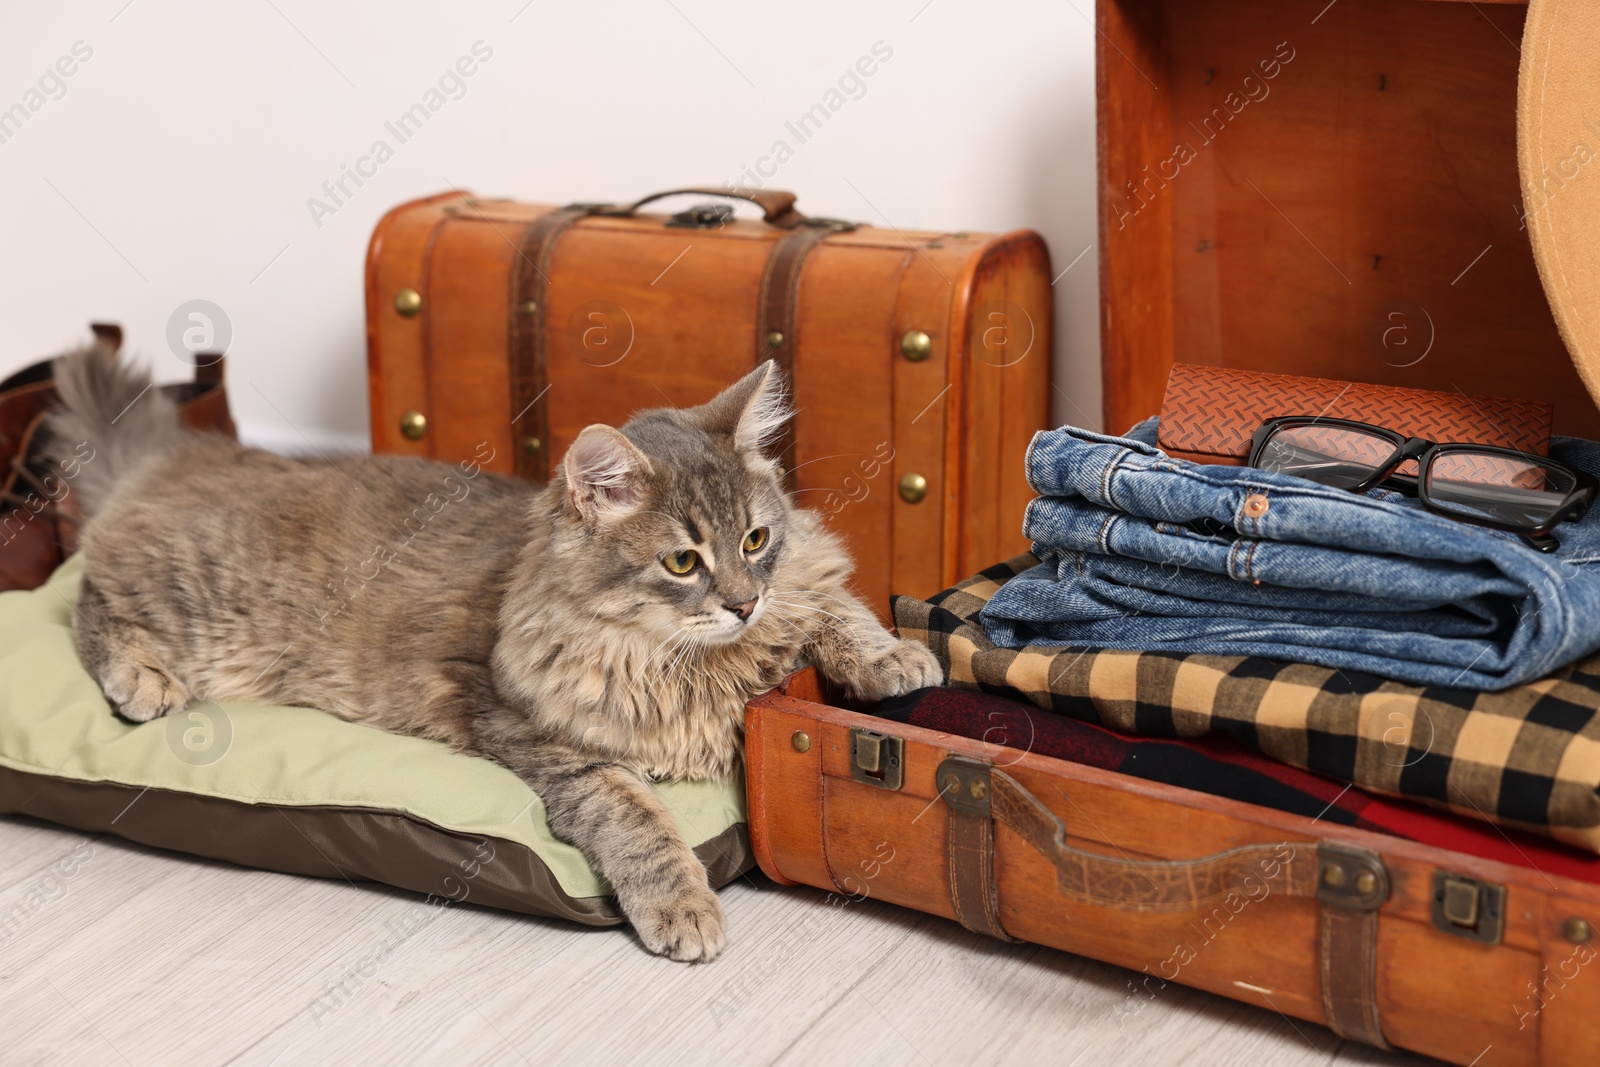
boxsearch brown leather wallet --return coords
[1156,363,1555,465]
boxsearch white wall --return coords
[0,0,1101,451]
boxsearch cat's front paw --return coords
[102,661,190,723]
[627,882,726,962]
[853,638,943,701]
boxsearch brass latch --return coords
[849,728,904,790]
[1431,871,1505,944]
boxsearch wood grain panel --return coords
[425,219,517,471]
[1379,918,1539,1065]
[1098,0,1176,433]
[541,219,776,466]
[1535,893,1600,1066]
[790,243,902,620]
[964,233,1053,578]
[891,248,949,604]
[364,191,464,458]
[1100,0,1600,438]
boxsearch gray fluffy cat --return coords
[47,348,941,961]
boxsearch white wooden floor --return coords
[0,815,1441,1067]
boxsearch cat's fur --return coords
[47,349,941,961]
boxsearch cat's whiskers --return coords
[631,626,690,687]
[669,636,709,691]
[767,596,847,627]
[775,587,860,613]
[660,626,706,689]
[760,608,812,647]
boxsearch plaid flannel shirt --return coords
[893,555,1600,852]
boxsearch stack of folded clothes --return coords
[893,554,1600,854]
[891,418,1600,855]
[978,419,1600,691]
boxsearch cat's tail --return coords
[44,341,182,518]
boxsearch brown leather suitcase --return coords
[746,677,1600,1067]
[743,2,1600,1065]
[363,187,1052,617]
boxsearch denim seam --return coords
[1023,431,1046,489]
[1097,512,1117,555]
[1225,540,1245,581]
[1099,452,1121,509]
[1021,497,1039,541]
[1231,494,1255,538]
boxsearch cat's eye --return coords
[663,549,700,575]
[743,527,769,553]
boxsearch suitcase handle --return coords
[938,757,1384,914]
[933,757,1393,1050]
[591,187,807,229]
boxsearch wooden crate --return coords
[1096,0,1597,437]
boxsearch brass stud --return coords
[1563,916,1592,943]
[1354,871,1377,896]
[521,299,539,315]
[968,778,987,800]
[900,329,932,362]
[791,731,811,753]
[399,410,428,440]
[766,330,784,348]
[943,773,961,794]
[1321,864,1347,889]
[898,472,929,504]
[522,436,542,454]
[394,288,423,317]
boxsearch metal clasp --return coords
[665,203,735,229]
[1431,871,1505,944]
[849,728,904,790]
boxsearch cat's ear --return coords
[562,425,652,522]
[697,359,790,459]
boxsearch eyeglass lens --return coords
[1256,424,1397,488]
[1424,452,1575,527]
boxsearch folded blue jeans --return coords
[979,419,1600,689]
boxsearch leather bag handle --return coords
[935,756,1391,1048]
[590,187,807,229]
[937,757,1388,914]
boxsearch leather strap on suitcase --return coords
[506,189,854,482]
[509,205,590,481]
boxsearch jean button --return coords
[1243,493,1271,518]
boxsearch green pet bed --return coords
[0,556,752,923]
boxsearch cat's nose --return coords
[724,599,758,621]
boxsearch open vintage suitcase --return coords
[364,187,1052,617]
[745,2,1600,1065]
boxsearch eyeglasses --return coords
[1247,416,1597,553]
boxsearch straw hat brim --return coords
[1519,0,1600,406]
